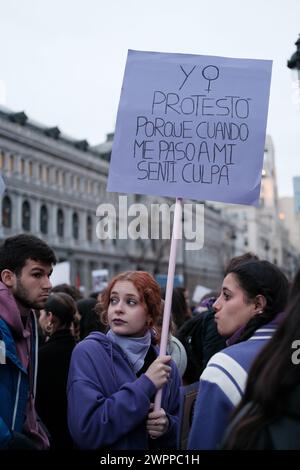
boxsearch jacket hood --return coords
[86,331,131,363]
[86,331,158,358]
[86,331,112,348]
[84,331,160,383]
[83,331,133,386]
[0,281,25,337]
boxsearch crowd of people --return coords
[0,233,299,451]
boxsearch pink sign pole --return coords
[154,197,183,411]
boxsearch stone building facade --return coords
[0,106,235,295]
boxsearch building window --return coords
[22,200,31,231]
[74,175,79,191]
[29,161,33,177]
[2,196,12,228]
[57,209,64,237]
[42,166,48,183]
[114,264,120,276]
[87,215,93,242]
[20,158,25,175]
[55,169,59,185]
[93,182,99,196]
[8,155,14,172]
[40,205,48,234]
[57,170,63,187]
[72,212,79,240]
[86,179,92,194]
[0,152,4,170]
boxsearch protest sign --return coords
[50,261,70,286]
[91,269,109,292]
[155,273,183,288]
[192,284,212,304]
[107,50,272,409]
[108,49,272,206]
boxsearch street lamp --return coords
[287,35,300,104]
[287,34,300,77]
[287,34,300,75]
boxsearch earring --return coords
[258,310,263,315]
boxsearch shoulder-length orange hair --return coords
[99,271,162,328]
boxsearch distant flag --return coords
[75,272,81,290]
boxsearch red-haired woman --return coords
[67,271,181,450]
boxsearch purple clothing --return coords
[226,311,286,347]
[188,316,282,450]
[0,282,49,449]
[0,282,31,370]
[67,331,181,450]
[226,324,247,347]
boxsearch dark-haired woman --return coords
[36,292,76,449]
[221,269,300,450]
[188,260,288,450]
[77,298,106,340]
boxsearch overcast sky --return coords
[1,0,299,196]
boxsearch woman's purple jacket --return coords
[67,331,181,450]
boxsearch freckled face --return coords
[107,281,151,338]
[213,273,256,337]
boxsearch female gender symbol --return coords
[202,65,219,93]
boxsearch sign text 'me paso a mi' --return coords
[107,50,272,206]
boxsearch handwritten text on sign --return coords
[107,50,272,206]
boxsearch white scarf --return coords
[107,329,151,373]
